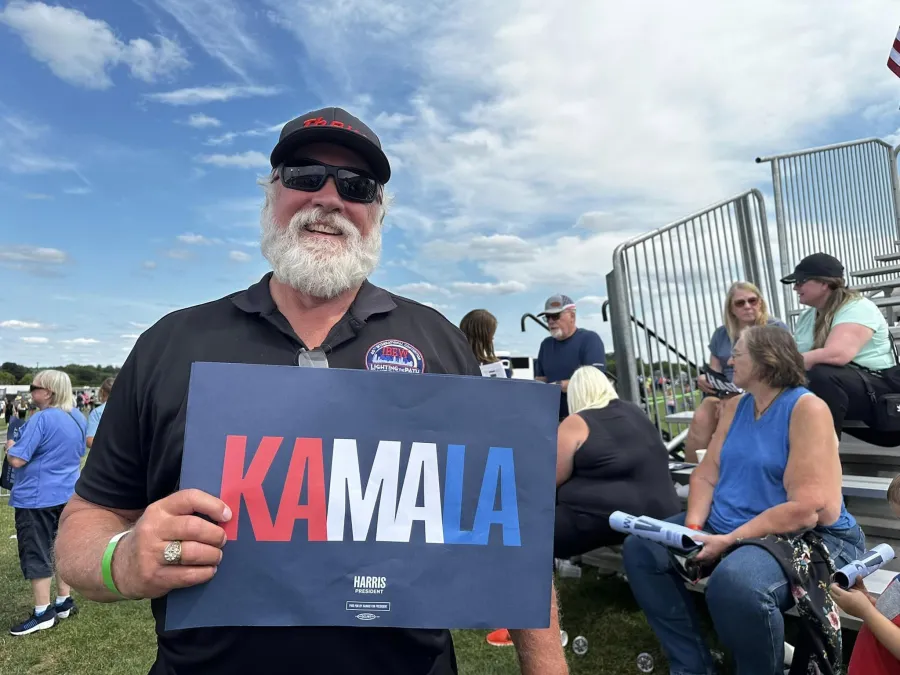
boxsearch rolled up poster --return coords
[832,543,895,590]
[609,511,705,552]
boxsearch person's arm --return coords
[803,323,874,369]
[85,407,101,449]
[57,491,230,602]
[726,395,839,542]
[684,395,737,528]
[5,412,43,468]
[860,608,900,660]
[556,415,588,486]
[509,582,568,675]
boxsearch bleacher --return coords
[585,139,900,639]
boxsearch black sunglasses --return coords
[545,313,562,321]
[277,161,380,204]
[29,384,45,393]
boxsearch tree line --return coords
[0,362,120,387]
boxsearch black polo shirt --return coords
[76,273,480,675]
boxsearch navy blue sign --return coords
[165,362,559,630]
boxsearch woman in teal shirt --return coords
[782,253,897,441]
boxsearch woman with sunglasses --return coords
[4,370,87,636]
[684,281,786,462]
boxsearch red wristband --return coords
[686,524,703,531]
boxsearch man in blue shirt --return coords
[534,294,607,420]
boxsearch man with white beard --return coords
[54,107,568,675]
[534,294,607,421]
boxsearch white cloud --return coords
[8,155,77,174]
[177,232,219,245]
[0,320,44,329]
[227,238,258,248]
[24,192,52,200]
[576,296,607,307]
[449,281,527,295]
[150,0,266,79]
[165,248,192,260]
[120,334,140,339]
[61,337,99,345]
[0,1,189,89]
[197,151,269,169]
[421,234,534,263]
[394,281,452,297]
[229,250,252,262]
[0,245,67,265]
[141,260,157,270]
[129,321,150,328]
[186,113,221,128]
[420,301,451,311]
[146,85,281,106]
[20,336,48,344]
[205,121,284,146]
[63,186,91,195]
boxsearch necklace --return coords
[754,389,785,420]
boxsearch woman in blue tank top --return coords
[623,325,865,675]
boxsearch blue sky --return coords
[1,0,900,367]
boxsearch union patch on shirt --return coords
[365,339,426,373]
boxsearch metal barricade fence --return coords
[756,139,900,321]
[607,190,779,437]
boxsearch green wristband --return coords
[102,530,131,598]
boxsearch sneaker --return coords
[10,607,57,636]
[54,597,77,619]
[486,628,513,647]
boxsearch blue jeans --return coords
[622,512,866,675]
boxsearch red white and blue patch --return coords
[365,339,426,374]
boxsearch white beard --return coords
[259,201,382,299]
[550,327,564,339]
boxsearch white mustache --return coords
[289,207,357,239]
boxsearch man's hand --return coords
[112,489,231,600]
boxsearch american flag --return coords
[890,26,900,78]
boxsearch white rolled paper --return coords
[609,511,705,552]
[832,543,895,590]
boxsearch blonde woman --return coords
[784,253,897,441]
[685,281,787,462]
[554,366,680,559]
[4,370,86,636]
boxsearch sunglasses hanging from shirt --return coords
[278,161,379,204]
[297,347,329,369]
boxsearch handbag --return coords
[0,455,14,490]
[850,364,900,431]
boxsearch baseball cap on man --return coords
[538,294,576,317]
[780,253,844,284]
[270,107,391,184]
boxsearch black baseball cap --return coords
[780,253,844,284]
[270,107,391,184]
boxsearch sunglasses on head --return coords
[277,161,380,204]
[733,297,759,308]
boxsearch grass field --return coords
[0,494,683,675]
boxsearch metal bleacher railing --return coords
[597,137,900,631]
[606,138,900,444]
[756,138,900,325]
[605,189,780,445]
